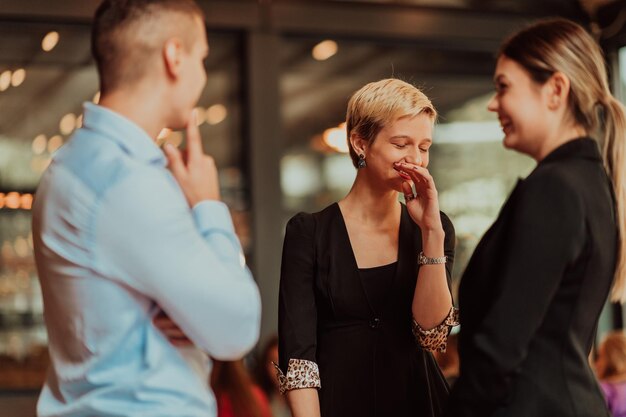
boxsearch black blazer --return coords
[447,138,618,417]
[278,202,455,417]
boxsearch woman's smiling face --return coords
[363,112,433,192]
[487,55,553,158]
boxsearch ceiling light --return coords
[32,134,47,155]
[60,113,76,135]
[48,135,63,153]
[312,40,338,61]
[0,70,11,91]
[5,192,20,209]
[42,31,60,52]
[206,104,227,125]
[20,194,33,211]
[323,122,349,153]
[11,69,26,87]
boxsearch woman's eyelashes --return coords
[495,82,508,94]
[392,142,430,152]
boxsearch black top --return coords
[447,138,618,417]
[358,262,397,315]
[279,203,456,417]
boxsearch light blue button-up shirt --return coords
[32,103,261,417]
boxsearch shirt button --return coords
[369,318,381,329]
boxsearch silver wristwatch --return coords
[418,251,447,265]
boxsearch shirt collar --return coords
[540,137,602,165]
[81,102,166,166]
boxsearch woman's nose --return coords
[487,94,498,112]
[405,148,422,167]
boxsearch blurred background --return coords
[1,0,626,414]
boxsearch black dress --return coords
[447,138,617,417]
[278,202,456,417]
[359,262,396,317]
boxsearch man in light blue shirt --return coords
[31,1,261,416]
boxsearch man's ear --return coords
[163,38,184,79]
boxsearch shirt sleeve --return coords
[94,167,261,360]
[277,212,321,393]
[447,171,586,417]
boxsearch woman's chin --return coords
[502,134,516,150]
[503,135,529,156]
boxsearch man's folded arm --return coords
[95,170,261,359]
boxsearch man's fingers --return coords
[162,327,187,339]
[170,338,194,347]
[154,310,168,319]
[153,312,192,345]
[164,143,185,177]
[185,110,204,159]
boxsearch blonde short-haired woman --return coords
[276,78,457,417]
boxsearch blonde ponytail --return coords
[604,96,626,302]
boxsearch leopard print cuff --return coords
[273,359,321,394]
[412,307,459,352]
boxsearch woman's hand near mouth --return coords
[394,161,443,233]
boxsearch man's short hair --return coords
[92,0,204,93]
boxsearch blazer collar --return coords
[540,137,602,166]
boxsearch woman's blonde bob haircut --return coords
[345,79,437,168]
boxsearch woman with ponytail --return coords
[446,18,625,417]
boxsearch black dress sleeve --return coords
[276,212,321,394]
[447,171,586,417]
[442,211,456,290]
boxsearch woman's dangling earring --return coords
[358,154,367,169]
